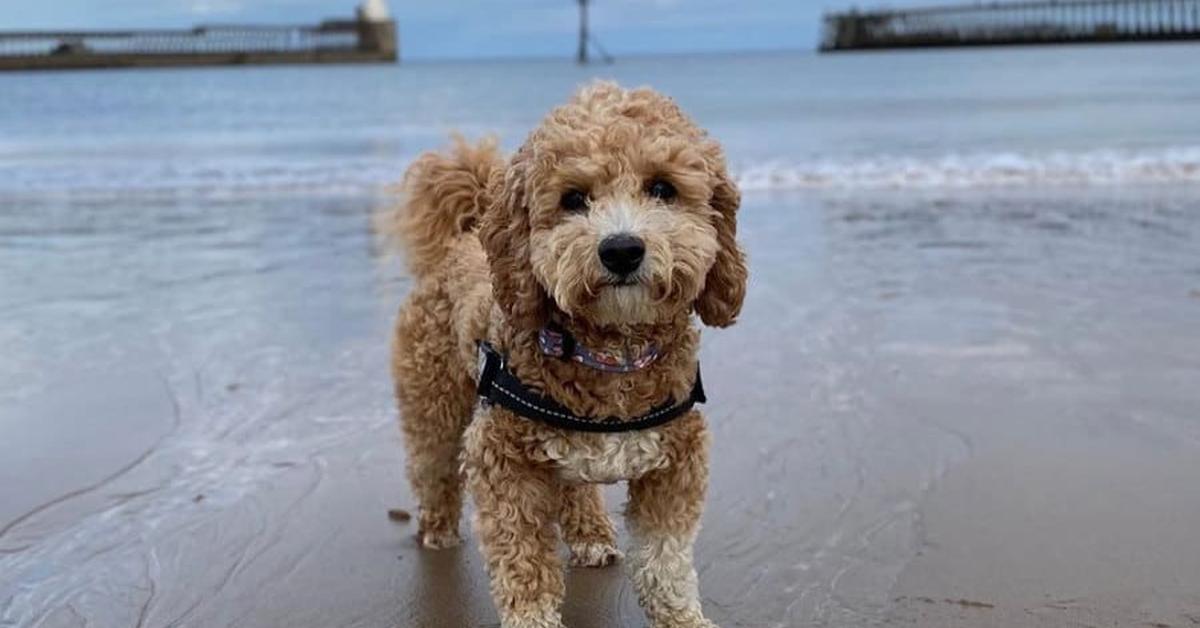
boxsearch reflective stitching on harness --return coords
[491,381,576,421]
[637,402,678,421]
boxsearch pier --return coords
[821,0,1200,51]
[0,1,397,71]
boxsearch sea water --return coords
[3,45,1200,199]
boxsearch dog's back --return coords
[388,137,501,548]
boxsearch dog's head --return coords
[480,82,746,331]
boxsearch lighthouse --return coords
[357,0,391,22]
[355,0,398,61]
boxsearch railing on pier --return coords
[0,18,397,71]
[821,0,1200,51]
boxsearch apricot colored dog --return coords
[389,81,746,628]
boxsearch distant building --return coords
[358,0,392,23]
[0,1,398,71]
[821,0,1200,51]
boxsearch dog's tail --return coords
[387,136,502,278]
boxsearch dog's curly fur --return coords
[389,81,746,628]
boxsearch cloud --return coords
[614,0,685,7]
[187,0,243,15]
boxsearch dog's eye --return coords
[560,189,589,212]
[646,179,677,202]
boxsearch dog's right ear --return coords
[479,147,550,331]
[694,143,748,328]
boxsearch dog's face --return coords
[481,82,746,330]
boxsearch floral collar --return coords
[537,324,661,373]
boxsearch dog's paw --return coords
[418,529,461,549]
[501,619,565,628]
[568,541,623,567]
[500,609,565,628]
[652,618,718,628]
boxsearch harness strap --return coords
[477,342,705,433]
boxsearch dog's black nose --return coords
[598,234,645,277]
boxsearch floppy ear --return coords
[694,149,748,328]
[478,147,550,331]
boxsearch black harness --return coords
[476,341,706,433]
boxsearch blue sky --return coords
[2,0,856,59]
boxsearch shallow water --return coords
[3,47,1200,627]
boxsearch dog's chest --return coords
[540,430,669,484]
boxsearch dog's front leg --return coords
[625,414,716,628]
[465,416,565,628]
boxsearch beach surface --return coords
[2,186,1198,627]
[3,48,1200,627]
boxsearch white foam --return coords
[734,146,1200,191]
[6,146,1200,201]
[0,156,405,201]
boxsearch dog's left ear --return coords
[694,145,748,328]
[479,146,550,331]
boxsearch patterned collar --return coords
[537,324,661,373]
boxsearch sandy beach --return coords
[2,182,1198,626]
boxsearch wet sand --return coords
[891,445,1200,627]
[2,188,1199,627]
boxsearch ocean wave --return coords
[0,157,405,202]
[5,146,1200,201]
[734,147,1200,191]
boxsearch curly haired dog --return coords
[389,81,746,628]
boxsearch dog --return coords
[389,81,746,628]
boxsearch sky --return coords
[0,0,856,59]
